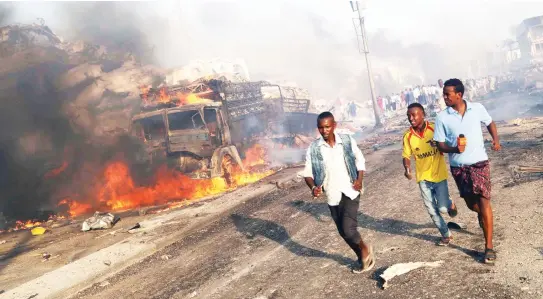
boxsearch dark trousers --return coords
[328,193,362,261]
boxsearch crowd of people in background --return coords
[376,84,444,117]
[375,76,500,119]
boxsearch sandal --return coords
[436,236,452,246]
[484,248,497,265]
[353,245,375,274]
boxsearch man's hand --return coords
[427,140,437,148]
[404,170,413,180]
[491,139,501,151]
[312,186,323,198]
[352,179,363,191]
[457,143,466,153]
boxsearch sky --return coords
[2,0,543,100]
[6,0,543,52]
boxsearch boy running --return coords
[402,103,458,246]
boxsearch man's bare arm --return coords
[402,157,411,172]
[437,142,460,154]
[402,157,413,180]
[304,177,316,190]
[356,170,364,182]
[487,122,499,143]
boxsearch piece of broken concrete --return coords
[380,260,444,289]
[82,212,120,231]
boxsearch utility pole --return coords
[350,1,382,127]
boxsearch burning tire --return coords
[221,154,234,185]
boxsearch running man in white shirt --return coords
[303,112,375,273]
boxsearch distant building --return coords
[517,15,543,64]
[502,40,522,64]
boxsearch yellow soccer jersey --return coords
[402,121,448,183]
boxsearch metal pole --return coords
[353,1,382,127]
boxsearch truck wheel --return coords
[221,154,234,185]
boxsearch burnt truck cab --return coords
[132,78,318,182]
[131,102,244,181]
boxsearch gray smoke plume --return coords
[0,3,14,26]
[57,2,155,64]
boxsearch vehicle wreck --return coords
[132,78,319,183]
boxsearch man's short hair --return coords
[444,78,464,96]
[407,103,425,115]
[317,111,334,122]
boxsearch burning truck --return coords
[132,78,318,184]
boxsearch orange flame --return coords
[58,198,93,217]
[58,144,272,217]
[140,84,214,107]
[179,93,213,106]
[14,220,42,230]
[244,144,267,168]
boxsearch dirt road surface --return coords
[3,94,543,299]
[70,96,542,299]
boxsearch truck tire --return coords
[221,154,234,185]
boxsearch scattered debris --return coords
[379,260,444,289]
[0,240,6,244]
[378,246,401,254]
[511,118,524,126]
[82,212,120,231]
[99,281,110,287]
[510,165,543,180]
[275,176,303,189]
[447,222,467,230]
[31,227,47,236]
[42,252,51,261]
[127,223,141,233]
[103,260,112,266]
[95,228,124,239]
[161,255,172,261]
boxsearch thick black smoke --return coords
[58,2,155,64]
[0,3,155,222]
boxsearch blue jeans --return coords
[419,180,452,238]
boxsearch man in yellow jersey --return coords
[402,103,458,246]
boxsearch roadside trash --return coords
[31,227,47,236]
[511,118,524,126]
[447,222,467,230]
[0,240,7,244]
[380,261,444,289]
[99,281,110,287]
[103,260,111,266]
[127,223,141,233]
[161,255,172,261]
[82,212,120,231]
[42,252,51,261]
[378,246,401,254]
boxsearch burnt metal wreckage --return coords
[131,78,318,183]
